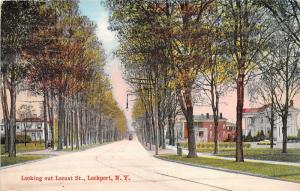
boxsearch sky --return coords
[78,0,133,128]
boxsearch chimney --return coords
[290,100,294,107]
[206,113,209,119]
[220,113,223,119]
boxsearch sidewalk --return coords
[166,145,300,167]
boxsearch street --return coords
[1,138,299,191]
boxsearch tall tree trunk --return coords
[75,95,79,150]
[67,109,70,147]
[282,116,288,153]
[186,102,196,158]
[213,113,219,155]
[57,92,64,150]
[1,78,10,153]
[8,84,16,157]
[43,91,48,148]
[282,61,289,153]
[71,108,74,151]
[179,82,197,158]
[270,94,275,149]
[236,73,244,162]
[168,115,172,145]
[64,99,69,148]
[47,89,54,148]
[79,98,83,146]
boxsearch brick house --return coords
[175,113,236,142]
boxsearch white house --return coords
[1,117,51,142]
[242,101,299,142]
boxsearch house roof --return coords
[243,104,300,114]
[16,117,45,123]
[26,129,43,132]
[179,114,227,121]
[226,122,236,127]
[242,106,267,114]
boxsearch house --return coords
[175,113,236,142]
[0,117,51,142]
[242,100,299,142]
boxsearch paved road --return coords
[1,138,299,191]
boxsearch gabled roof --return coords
[242,106,266,114]
[179,114,227,121]
[16,117,44,123]
[226,122,236,127]
[243,104,300,114]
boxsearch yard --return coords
[1,143,45,155]
[179,142,300,163]
[217,148,300,163]
[159,154,300,183]
[1,155,46,167]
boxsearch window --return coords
[32,133,35,136]
[199,131,204,137]
[37,126,41,129]
[17,126,20,130]
[249,118,255,125]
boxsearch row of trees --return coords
[1,1,127,157]
[107,0,300,162]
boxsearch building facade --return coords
[175,113,236,142]
[242,101,299,142]
[1,117,51,142]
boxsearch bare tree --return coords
[267,36,300,153]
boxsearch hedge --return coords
[179,142,251,149]
[1,134,32,144]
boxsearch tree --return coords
[1,1,44,157]
[107,0,216,158]
[196,2,233,154]
[17,104,35,146]
[222,0,272,162]
[260,0,300,48]
[268,36,300,153]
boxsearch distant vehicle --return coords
[129,134,133,140]
[257,140,276,145]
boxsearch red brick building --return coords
[177,113,236,142]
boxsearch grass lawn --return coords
[1,143,45,155]
[159,154,300,183]
[1,155,46,167]
[217,148,300,163]
[180,142,300,163]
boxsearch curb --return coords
[154,155,300,184]
[0,155,52,170]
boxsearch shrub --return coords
[287,136,300,142]
[1,136,5,144]
[15,134,32,143]
[243,131,253,142]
